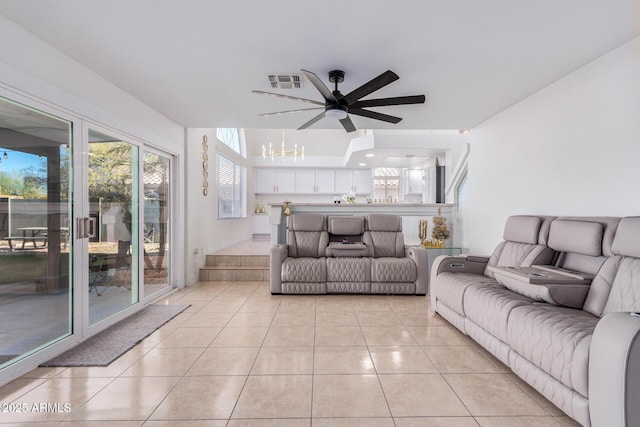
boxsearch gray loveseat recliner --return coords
[431,215,640,427]
[270,213,428,295]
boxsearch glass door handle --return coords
[87,217,97,238]
[76,217,96,239]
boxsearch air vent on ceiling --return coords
[267,74,303,89]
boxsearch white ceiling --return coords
[0,0,638,135]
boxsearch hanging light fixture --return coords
[262,129,304,162]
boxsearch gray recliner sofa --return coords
[431,215,640,427]
[270,213,428,295]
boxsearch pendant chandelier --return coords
[262,129,304,162]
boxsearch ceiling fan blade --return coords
[251,90,324,106]
[258,107,324,117]
[301,69,337,104]
[349,108,402,124]
[297,111,326,130]
[351,95,426,108]
[340,116,357,133]
[341,70,399,105]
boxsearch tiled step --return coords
[205,254,269,267]
[199,254,269,281]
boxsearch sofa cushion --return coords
[432,272,497,316]
[582,216,638,317]
[464,282,534,342]
[503,215,542,244]
[325,242,368,257]
[507,304,599,398]
[548,219,603,257]
[281,257,326,282]
[371,257,417,283]
[327,257,370,282]
[290,213,325,231]
[485,242,555,277]
[327,215,365,235]
[363,214,405,258]
[288,214,328,258]
[367,214,403,232]
[602,256,640,315]
[611,216,640,258]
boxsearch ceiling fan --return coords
[252,69,426,133]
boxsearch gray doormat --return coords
[41,304,189,367]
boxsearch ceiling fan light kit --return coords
[325,105,348,120]
[253,69,426,133]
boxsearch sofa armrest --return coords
[430,254,490,308]
[431,254,490,277]
[405,246,428,295]
[269,244,288,294]
[589,312,640,427]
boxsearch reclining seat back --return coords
[582,216,639,317]
[287,214,329,258]
[485,215,556,277]
[363,214,417,294]
[548,217,620,276]
[363,214,405,258]
[498,217,619,309]
[325,216,371,293]
[280,214,329,294]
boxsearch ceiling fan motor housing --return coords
[328,70,345,84]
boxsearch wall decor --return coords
[202,135,208,196]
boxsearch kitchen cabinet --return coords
[315,169,335,193]
[255,167,368,195]
[296,169,336,194]
[336,169,372,195]
[405,169,424,194]
[353,169,372,194]
[254,168,295,193]
[294,169,316,193]
[252,214,271,235]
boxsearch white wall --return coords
[462,37,640,254]
[0,15,184,149]
[0,14,188,285]
[185,129,254,284]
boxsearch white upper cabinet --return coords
[335,169,372,195]
[255,168,295,193]
[294,169,316,193]
[295,169,336,193]
[334,169,354,194]
[255,167,369,195]
[353,169,372,194]
[315,169,335,193]
[405,169,424,194]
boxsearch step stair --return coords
[199,254,270,281]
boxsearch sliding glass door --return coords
[87,129,139,325]
[143,150,171,297]
[0,91,175,382]
[0,96,72,368]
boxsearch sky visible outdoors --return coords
[0,150,43,174]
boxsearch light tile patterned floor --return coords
[0,280,582,426]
